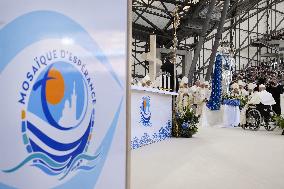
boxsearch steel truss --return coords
[132,0,284,81]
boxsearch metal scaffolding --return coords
[132,0,284,81]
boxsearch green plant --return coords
[273,115,284,129]
[239,96,248,109]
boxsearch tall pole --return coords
[205,0,231,81]
[188,0,217,83]
[172,6,180,137]
[173,6,180,92]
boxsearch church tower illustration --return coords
[59,82,77,126]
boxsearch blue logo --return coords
[140,96,152,127]
[3,61,99,180]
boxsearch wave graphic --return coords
[2,110,98,179]
[2,152,71,173]
[29,110,94,163]
[2,152,100,178]
[58,153,101,180]
[32,164,67,176]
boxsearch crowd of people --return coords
[135,72,283,116]
[176,77,211,116]
[177,76,284,131]
[233,61,284,86]
[177,77,282,113]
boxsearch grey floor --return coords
[131,126,284,189]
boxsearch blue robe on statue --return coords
[206,54,222,111]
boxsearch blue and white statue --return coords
[220,40,235,95]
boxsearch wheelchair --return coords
[242,104,277,131]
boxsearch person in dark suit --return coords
[266,80,283,115]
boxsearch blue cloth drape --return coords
[206,54,222,110]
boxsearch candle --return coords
[160,75,163,89]
[161,73,164,89]
[163,74,167,89]
[168,74,171,90]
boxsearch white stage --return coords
[131,86,177,149]
[131,126,284,189]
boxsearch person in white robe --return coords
[240,83,257,125]
[190,80,200,113]
[247,84,276,122]
[177,77,193,112]
[231,83,240,97]
[204,81,211,100]
[153,75,161,89]
[141,75,152,88]
[247,83,257,97]
[238,80,248,97]
[199,81,211,127]
[195,82,207,116]
[249,84,276,105]
[190,80,200,94]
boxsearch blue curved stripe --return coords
[76,165,97,171]
[27,121,83,151]
[0,10,123,89]
[37,159,66,172]
[59,153,101,180]
[34,153,99,177]
[32,164,63,176]
[32,77,54,91]
[28,113,93,164]
[0,183,17,189]
[141,115,151,122]
[2,152,70,173]
[29,129,89,163]
[37,152,100,173]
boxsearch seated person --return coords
[248,84,276,122]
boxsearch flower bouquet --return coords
[238,95,248,110]
[222,94,248,110]
[175,107,199,138]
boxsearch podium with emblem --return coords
[130,86,178,149]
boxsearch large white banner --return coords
[0,1,127,189]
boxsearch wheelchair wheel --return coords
[264,111,277,131]
[246,109,261,131]
[264,122,277,131]
[241,124,248,130]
